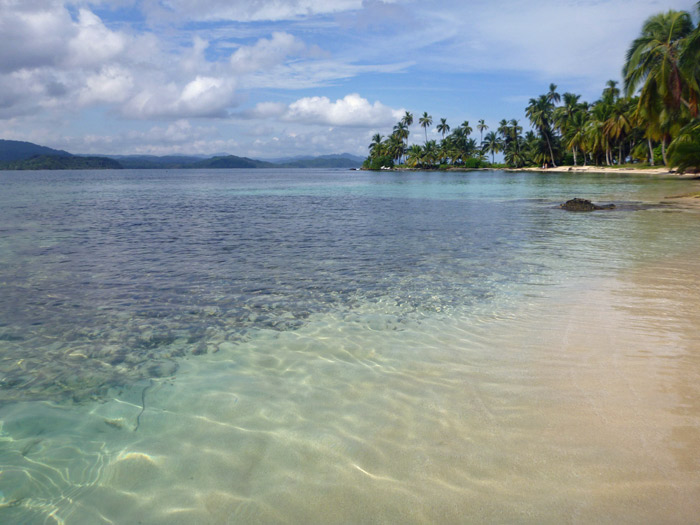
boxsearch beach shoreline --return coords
[380,165,697,178]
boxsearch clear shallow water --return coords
[0,169,699,523]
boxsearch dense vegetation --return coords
[0,140,72,162]
[365,4,700,173]
[0,155,123,170]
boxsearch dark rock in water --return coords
[560,198,615,211]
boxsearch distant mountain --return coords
[105,155,205,169]
[0,139,363,170]
[266,153,364,167]
[1,155,123,170]
[0,139,72,162]
[278,155,364,168]
[191,155,276,169]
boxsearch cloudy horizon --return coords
[1,0,696,158]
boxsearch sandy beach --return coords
[517,165,692,177]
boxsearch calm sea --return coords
[1,169,699,523]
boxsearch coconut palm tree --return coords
[419,112,433,144]
[401,111,414,128]
[437,118,450,139]
[369,133,384,157]
[623,10,695,115]
[668,118,700,172]
[554,93,581,137]
[565,110,589,166]
[497,119,509,140]
[547,83,561,105]
[477,119,488,144]
[423,140,439,167]
[526,94,557,167]
[392,122,409,164]
[460,120,472,137]
[406,144,423,168]
[482,131,503,164]
[604,98,633,164]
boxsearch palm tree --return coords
[406,144,423,168]
[437,118,450,139]
[392,122,409,164]
[419,112,433,144]
[482,131,502,164]
[423,140,439,167]
[369,133,384,157]
[526,94,557,167]
[460,120,472,137]
[554,93,581,134]
[668,118,700,172]
[623,10,694,115]
[477,119,488,145]
[547,83,561,105]
[602,80,620,104]
[401,111,414,128]
[604,98,633,164]
[497,119,509,140]
[385,134,405,164]
[565,110,589,166]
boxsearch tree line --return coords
[364,4,700,173]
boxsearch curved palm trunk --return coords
[648,138,654,166]
[544,133,557,167]
[573,146,578,166]
[662,137,668,166]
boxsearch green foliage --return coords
[0,155,123,170]
[668,119,700,172]
[363,155,394,170]
[462,158,484,168]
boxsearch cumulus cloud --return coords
[243,93,403,127]
[79,65,134,105]
[285,94,403,126]
[122,76,237,119]
[230,32,310,73]
[0,1,73,73]
[67,9,127,68]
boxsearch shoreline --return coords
[377,165,697,177]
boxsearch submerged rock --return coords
[560,198,615,211]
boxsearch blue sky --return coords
[1,0,696,158]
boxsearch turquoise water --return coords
[1,169,699,523]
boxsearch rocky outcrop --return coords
[560,198,615,211]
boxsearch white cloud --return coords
[0,1,73,73]
[122,76,237,119]
[66,9,127,68]
[283,93,403,126]
[79,65,134,105]
[230,32,309,73]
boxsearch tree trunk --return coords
[573,147,578,166]
[648,138,654,166]
[662,137,668,166]
[545,133,557,167]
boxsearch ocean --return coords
[1,168,699,523]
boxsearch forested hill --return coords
[0,139,364,170]
[2,155,123,170]
[0,140,72,162]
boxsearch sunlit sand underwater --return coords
[1,169,699,523]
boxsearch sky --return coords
[1,0,697,158]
